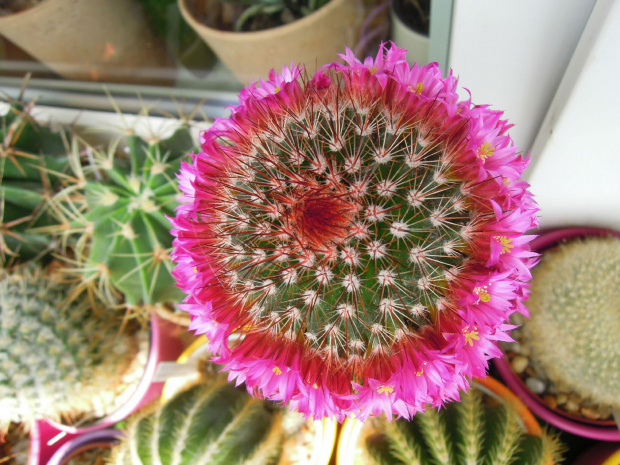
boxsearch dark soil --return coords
[392,0,429,35]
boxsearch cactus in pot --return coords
[0,263,146,432]
[170,43,540,420]
[109,379,287,465]
[1,87,70,267]
[355,385,563,465]
[50,114,198,319]
[509,234,620,417]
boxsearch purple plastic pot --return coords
[29,311,186,465]
[495,226,620,441]
[44,429,123,465]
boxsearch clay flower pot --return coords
[0,0,172,84]
[178,0,364,84]
[495,226,620,441]
[28,312,185,465]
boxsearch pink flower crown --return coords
[170,43,539,421]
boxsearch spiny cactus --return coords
[171,44,539,419]
[50,115,198,315]
[0,88,70,266]
[520,235,620,410]
[109,380,286,465]
[0,264,145,431]
[357,387,563,465]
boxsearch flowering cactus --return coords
[171,44,539,420]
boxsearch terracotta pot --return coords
[162,335,338,465]
[336,376,548,465]
[44,429,123,465]
[28,312,185,465]
[495,226,620,441]
[178,0,364,85]
[0,0,172,84]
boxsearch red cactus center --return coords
[286,189,357,250]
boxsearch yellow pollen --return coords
[416,369,424,376]
[370,66,378,75]
[377,385,394,396]
[274,86,281,93]
[464,327,480,346]
[415,82,424,93]
[477,142,495,162]
[494,236,514,254]
[273,366,283,376]
[474,286,491,303]
[193,266,198,273]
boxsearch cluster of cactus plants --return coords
[515,235,620,413]
[356,386,563,465]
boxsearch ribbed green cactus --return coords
[0,264,143,431]
[0,89,69,266]
[110,380,285,465]
[50,119,197,312]
[358,387,563,465]
[522,235,620,410]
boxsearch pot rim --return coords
[178,0,353,40]
[496,226,620,441]
[44,429,123,465]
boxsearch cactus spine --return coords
[110,381,285,465]
[50,117,197,313]
[0,264,143,431]
[358,388,563,465]
[521,235,620,409]
[0,88,69,266]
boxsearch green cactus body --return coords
[0,92,69,266]
[110,381,285,465]
[358,388,563,465]
[0,265,143,431]
[52,123,196,309]
[522,235,620,409]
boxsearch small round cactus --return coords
[109,380,285,465]
[171,44,539,419]
[50,118,197,315]
[1,88,70,266]
[356,385,563,465]
[521,235,620,410]
[0,264,144,431]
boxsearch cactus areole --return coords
[171,44,539,420]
